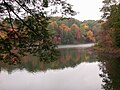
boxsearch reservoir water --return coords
[1,44,119,90]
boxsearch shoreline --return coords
[57,43,95,49]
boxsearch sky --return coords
[67,0,103,21]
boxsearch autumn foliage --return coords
[47,17,99,44]
[87,30,96,42]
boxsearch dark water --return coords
[0,45,119,90]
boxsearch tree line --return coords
[48,17,101,44]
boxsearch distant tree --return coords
[83,20,96,29]
[59,24,70,32]
[86,30,96,42]
[80,23,89,36]
[59,23,74,44]
[70,24,81,42]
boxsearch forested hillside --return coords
[0,17,102,46]
[48,17,101,44]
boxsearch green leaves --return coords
[100,0,120,47]
[0,0,77,64]
[42,0,48,7]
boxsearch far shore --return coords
[57,43,95,49]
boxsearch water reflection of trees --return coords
[98,54,120,90]
[0,48,96,74]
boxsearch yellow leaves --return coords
[0,31,7,39]
[84,25,89,29]
[80,23,89,30]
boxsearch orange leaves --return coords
[87,30,96,42]
[59,24,70,32]
[87,30,93,38]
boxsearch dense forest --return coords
[48,17,101,44]
[0,17,102,45]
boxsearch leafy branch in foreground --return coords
[0,0,76,64]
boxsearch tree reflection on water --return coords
[98,54,120,90]
[0,48,96,74]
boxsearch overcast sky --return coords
[67,0,103,21]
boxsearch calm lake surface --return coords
[0,44,120,90]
